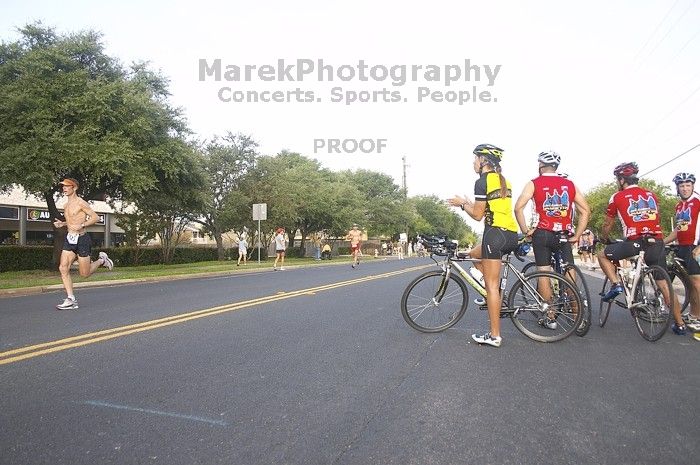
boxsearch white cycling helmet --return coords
[537,151,561,167]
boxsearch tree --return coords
[128,145,207,263]
[246,151,338,256]
[191,133,258,260]
[0,23,193,263]
[410,195,477,244]
[337,170,408,237]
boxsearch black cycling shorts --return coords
[603,237,666,268]
[675,245,700,276]
[532,229,575,267]
[62,233,92,258]
[481,226,518,259]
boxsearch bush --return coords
[0,246,54,272]
[283,248,303,258]
[0,245,268,272]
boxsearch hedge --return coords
[0,246,269,272]
[0,246,54,272]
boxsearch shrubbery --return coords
[0,246,54,272]
[0,246,268,272]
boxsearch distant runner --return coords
[346,224,362,268]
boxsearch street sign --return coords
[253,203,267,221]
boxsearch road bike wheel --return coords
[633,265,672,341]
[563,264,592,337]
[598,277,614,327]
[400,271,468,333]
[668,264,692,320]
[507,270,582,342]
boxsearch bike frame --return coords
[610,250,648,311]
[432,253,541,311]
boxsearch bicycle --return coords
[666,244,692,321]
[400,235,583,343]
[521,233,592,337]
[598,240,673,341]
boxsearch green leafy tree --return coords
[0,23,193,263]
[337,170,408,237]
[129,146,207,263]
[410,195,476,244]
[191,133,258,260]
[246,151,339,255]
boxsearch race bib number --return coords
[67,233,79,245]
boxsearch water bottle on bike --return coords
[468,266,485,288]
[468,267,487,306]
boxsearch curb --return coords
[0,257,399,298]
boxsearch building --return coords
[0,186,125,247]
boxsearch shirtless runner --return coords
[52,178,114,310]
[346,224,362,268]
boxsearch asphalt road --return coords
[1,257,698,465]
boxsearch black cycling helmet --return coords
[473,144,504,166]
[613,162,639,178]
[673,172,696,185]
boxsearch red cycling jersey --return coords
[606,185,663,239]
[674,191,700,246]
[532,173,576,233]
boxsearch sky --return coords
[2,0,699,231]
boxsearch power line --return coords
[633,0,681,62]
[668,26,700,64]
[639,143,700,177]
[637,0,697,67]
[591,78,700,173]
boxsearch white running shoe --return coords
[99,251,114,270]
[56,297,79,310]
[685,318,700,332]
[471,332,502,347]
[540,318,558,330]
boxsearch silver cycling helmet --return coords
[537,151,561,167]
[673,172,696,185]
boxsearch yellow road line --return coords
[0,264,430,366]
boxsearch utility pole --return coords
[401,156,409,257]
[401,155,408,197]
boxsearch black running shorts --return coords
[62,233,92,258]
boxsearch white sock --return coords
[68,295,76,300]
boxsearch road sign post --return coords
[252,203,267,264]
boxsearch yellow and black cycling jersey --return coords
[474,172,518,232]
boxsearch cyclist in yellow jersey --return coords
[448,144,519,347]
